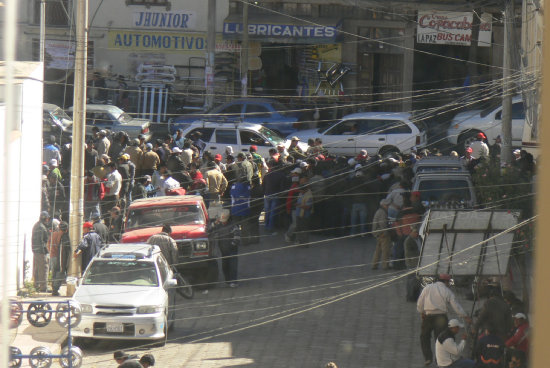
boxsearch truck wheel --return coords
[458,131,480,154]
[176,274,194,299]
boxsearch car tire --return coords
[457,130,480,154]
[176,274,194,299]
[72,337,96,349]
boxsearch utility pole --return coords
[39,0,46,62]
[241,0,249,97]
[67,0,88,296]
[501,0,514,165]
[205,0,216,110]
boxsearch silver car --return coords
[68,104,153,141]
[72,243,177,345]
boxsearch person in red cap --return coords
[214,153,226,172]
[416,274,471,366]
[74,221,103,271]
[469,132,489,160]
[249,145,265,177]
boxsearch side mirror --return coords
[166,279,178,287]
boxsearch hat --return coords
[250,145,258,152]
[513,313,527,319]
[113,351,128,360]
[439,273,452,281]
[40,211,50,219]
[99,130,107,136]
[359,149,368,156]
[477,132,487,139]
[465,147,473,153]
[276,143,285,148]
[291,136,300,141]
[145,143,153,150]
[214,154,222,161]
[225,146,234,154]
[347,158,356,166]
[300,161,309,168]
[83,222,94,229]
[172,147,182,153]
[448,319,464,328]
[354,164,362,170]
[144,174,152,182]
[49,159,58,167]
[291,168,302,175]
[513,149,521,155]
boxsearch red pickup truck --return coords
[121,195,218,284]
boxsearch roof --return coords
[98,243,157,259]
[414,157,464,166]
[340,112,412,121]
[0,62,43,85]
[67,104,124,114]
[186,120,264,130]
[128,195,205,208]
[415,171,472,178]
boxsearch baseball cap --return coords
[83,222,94,229]
[513,149,521,155]
[439,273,452,281]
[513,313,527,319]
[40,211,51,219]
[250,145,258,152]
[291,136,300,141]
[477,132,487,139]
[49,159,58,167]
[465,147,473,153]
[214,154,222,161]
[448,319,463,328]
[146,143,153,150]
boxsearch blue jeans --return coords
[264,196,278,231]
[350,203,367,235]
[84,201,100,221]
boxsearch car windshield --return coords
[126,205,205,230]
[118,112,133,123]
[51,108,72,128]
[480,102,501,118]
[258,126,284,145]
[418,179,472,203]
[83,260,158,286]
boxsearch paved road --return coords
[78,230,473,368]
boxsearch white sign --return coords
[44,40,76,69]
[417,11,492,47]
[133,11,197,30]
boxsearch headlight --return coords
[194,241,208,250]
[137,305,163,314]
[80,304,93,313]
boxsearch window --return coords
[216,104,242,118]
[240,130,270,146]
[185,128,214,142]
[326,120,360,135]
[89,113,114,126]
[215,129,238,144]
[382,120,412,134]
[245,104,272,119]
[34,0,70,26]
[495,103,525,120]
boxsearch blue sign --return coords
[223,22,338,40]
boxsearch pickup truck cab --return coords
[412,172,476,210]
[122,196,217,284]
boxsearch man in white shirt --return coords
[102,162,122,221]
[435,319,475,368]
[469,132,489,160]
[417,274,471,366]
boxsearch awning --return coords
[223,14,342,44]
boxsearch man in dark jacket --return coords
[92,214,109,244]
[472,287,513,341]
[474,327,505,368]
[74,222,103,271]
[32,211,51,292]
[210,211,240,287]
[262,160,286,234]
[48,221,71,296]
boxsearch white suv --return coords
[72,243,177,344]
[291,112,427,157]
[446,96,525,151]
[181,121,308,158]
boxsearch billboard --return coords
[417,11,492,47]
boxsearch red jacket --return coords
[505,321,529,354]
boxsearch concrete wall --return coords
[0,62,44,295]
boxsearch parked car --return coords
[168,98,302,137]
[67,104,153,141]
[412,156,468,174]
[290,112,427,157]
[412,172,476,209]
[72,243,177,344]
[180,121,308,158]
[122,195,218,285]
[446,95,525,152]
[43,103,73,144]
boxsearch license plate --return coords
[106,323,124,333]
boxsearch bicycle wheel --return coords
[176,274,194,299]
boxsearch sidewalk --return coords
[10,287,69,367]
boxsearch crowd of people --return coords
[35,126,534,366]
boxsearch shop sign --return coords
[133,11,197,30]
[223,22,338,40]
[44,40,76,69]
[417,11,492,47]
[108,31,239,53]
